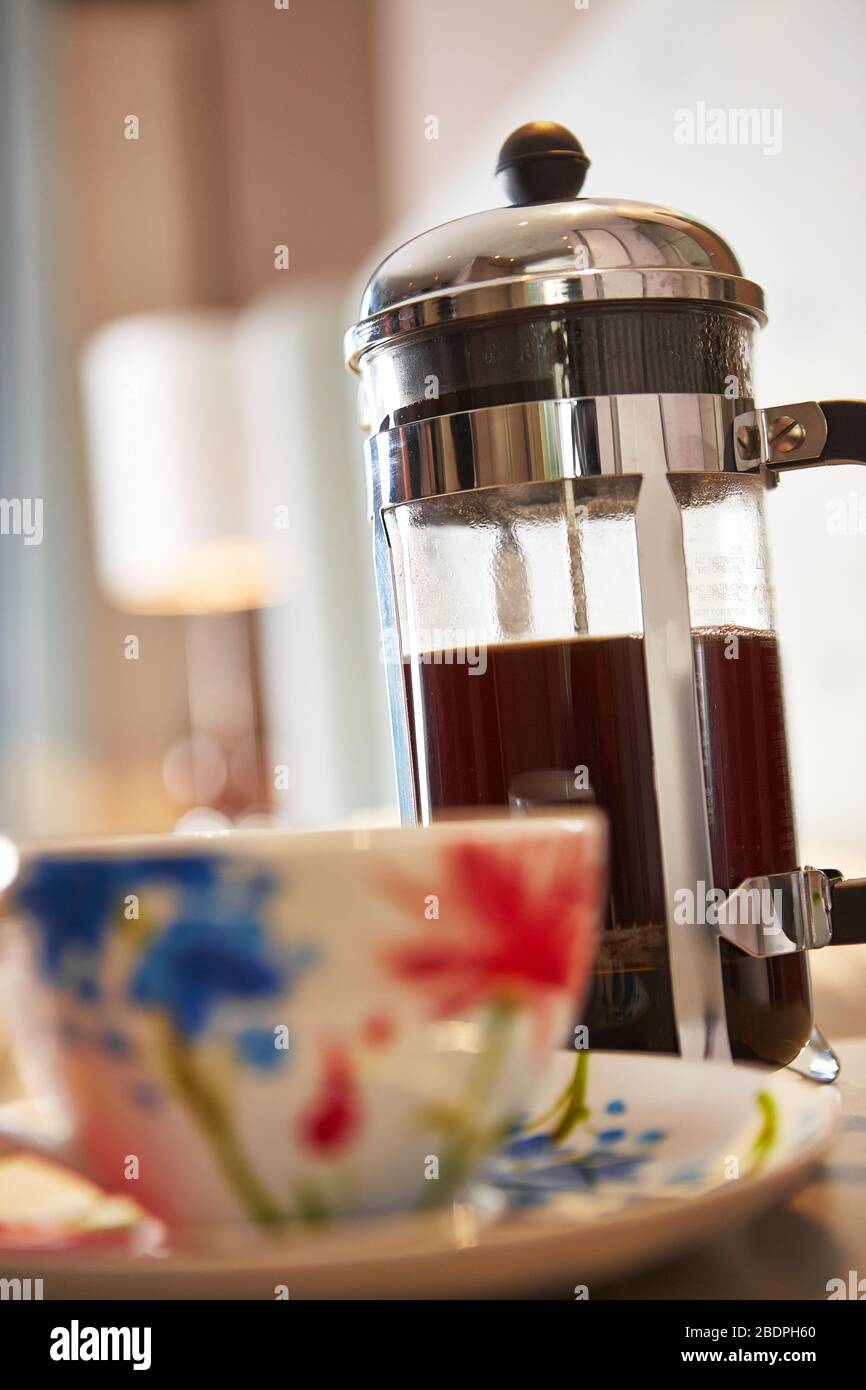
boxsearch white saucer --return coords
[0,1052,839,1298]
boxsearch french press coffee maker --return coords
[345,122,866,1074]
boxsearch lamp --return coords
[80,309,288,826]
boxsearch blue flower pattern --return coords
[19,855,215,980]
[131,917,285,1039]
[234,1027,290,1072]
[492,1097,672,1206]
[17,853,317,1067]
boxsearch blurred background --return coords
[0,0,864,895]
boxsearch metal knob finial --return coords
[495,121,590,205]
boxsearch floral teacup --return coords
[2,817,605,1233]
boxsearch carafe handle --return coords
[732,399,866,471]
[732,400,866,946]
[824,874,866,946]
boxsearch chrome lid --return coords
[345,122,765,371]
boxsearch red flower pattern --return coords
[362,1013,397,1048]
[382,838,602,1019]
[296,1045,362,1157]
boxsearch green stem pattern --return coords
[749,1089,779,1173]
[421,1000,516,1206]
[523,1049,591,1145]
[162,1028,286,1232]
[550,1049,591,1144]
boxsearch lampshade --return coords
[80,310,288,614]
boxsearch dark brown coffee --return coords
[403,629,812,1066]
[694,630,812,1066]
[402,635,679,1053]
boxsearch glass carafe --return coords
[383,468,811,1065]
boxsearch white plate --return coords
[0,1052,840,1298]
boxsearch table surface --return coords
[593,1034,866,1301]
